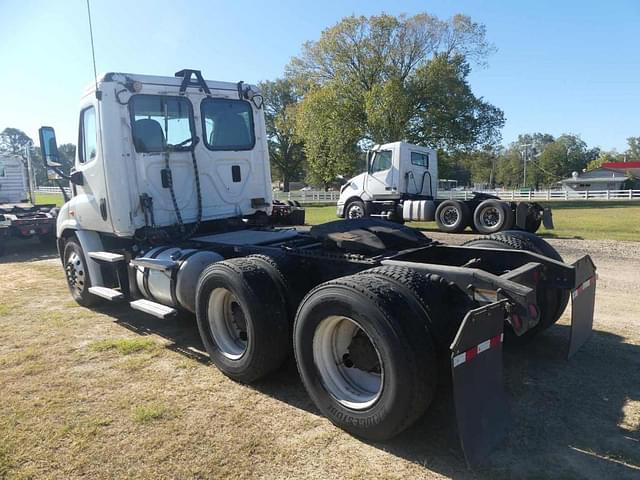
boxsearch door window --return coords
[370,150,392,173]
[79,107,97,164]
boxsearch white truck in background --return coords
[337,142,553,234]
[37,69,596,466]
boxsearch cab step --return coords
[130,299,177,319]
[88,286,124,301]
[88,251,125,263]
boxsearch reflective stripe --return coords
[572,275,596,300]
[452,333,503,368]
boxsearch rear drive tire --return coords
[345,199,366,220]
[525,213,542,233]
[473,199,514,234]
[195,258,290,383]
[62,238,102,307]
[294,274,437,441]
[435,200,470,233]
[462,231,569,340]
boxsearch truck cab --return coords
[41,70,272,241]
[337,142,437,220]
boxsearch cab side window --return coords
[371,150,392,173]
[79,107,97,164]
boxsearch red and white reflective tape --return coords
[452,333,503,368]
[572,275,596,300]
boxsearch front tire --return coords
[345,199,366,219]
[63,238,102,307]
[294,274,437,441]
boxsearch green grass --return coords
[132,404,171,424]
[35,193,64,207]
[89,338,159,355]
[305,203,640,241]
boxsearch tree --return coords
[259,79,305,191]
[288,13,503,183]
[626,137,640,160]
[407,54,505,151]
[0,127,32,157]
[587,150,620,171]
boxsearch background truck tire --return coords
[462,231,570,340]
[357,265,475,350]
[345,199,366,219]
[472,199,514,234]
[62,238,102,307]
[195,258,290,383]
[435,200,470,233]
[294,274,437,441]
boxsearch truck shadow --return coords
[0,237,58,264]
[101,305,640,479]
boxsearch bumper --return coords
[336,204,345,218]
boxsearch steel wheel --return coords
[65,251,86,297]
[347,202,365,219]
[439,205,460,227]
[478,205,501,229]
[312,315,384,410]
[207,288,248,360]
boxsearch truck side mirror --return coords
[38,127,60,167]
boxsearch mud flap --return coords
[450,300,509,467]
[542,207,554,229]
[568,255,597,358]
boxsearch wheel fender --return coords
[73,229,105,287]
[55,202,78,238]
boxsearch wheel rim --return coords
[347,203,364,219]
[440,206,460,226]
[312,316,384,410]
[207,288,248,360]
[65,251,86,296]
[479,206,501,229]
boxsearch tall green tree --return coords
[626,137,640,160]
[0,127,32,157]
[288,13,503,183]
[259,79,305,191]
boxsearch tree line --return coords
[2,12,638,192]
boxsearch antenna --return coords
[86,0,100,98]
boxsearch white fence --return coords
[437,189,640,201]
[36,186,640,203]
[36,186,71,196]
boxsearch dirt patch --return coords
[0,237,639,479]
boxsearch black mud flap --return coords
[450,300,509,467]
[568,255,597,358]
[542,207,554,229]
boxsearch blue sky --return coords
[1,0,638,151]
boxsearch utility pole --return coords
[520,144,532,188]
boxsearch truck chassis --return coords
[56,218,595,465]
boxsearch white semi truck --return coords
[337,142,553,234]
[39,69,596,465]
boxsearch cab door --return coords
[71,104,112,232]
[364,149,397,198]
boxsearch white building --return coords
[0,155,28,203]
[561,168,629,192]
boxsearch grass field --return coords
[35,193,65,207]
[306,203,640,241]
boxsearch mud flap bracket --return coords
[568,255,597,358]
[450,299,509,467]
